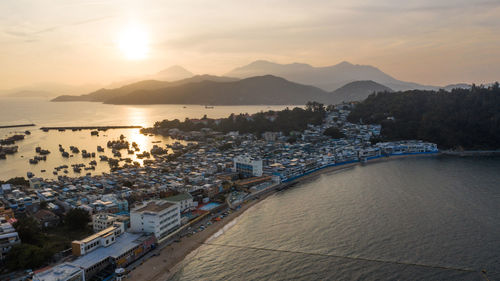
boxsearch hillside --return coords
[52,75,238,102]
[226,60,435,91]
[331,80,392,102]
[347,84,500,149]
[104,75,330,105]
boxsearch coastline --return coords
[128,152,439,281]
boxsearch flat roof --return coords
[78,226,115,244]
[33,262,82,281]
[134,200,175,213]
[165,193,193,202]
[71,232,143,269]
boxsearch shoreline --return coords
[128,152,439,281]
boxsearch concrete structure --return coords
[233,155,263,177]
[164,193,194,212]
[0,216,20,260]
[130,200,180,239]
[71,225,124,257]
[33,262,84,281]
[92,213,128,232]
[71,232,155,280]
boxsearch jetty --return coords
[40,125,142,131]
[0,123,35,129]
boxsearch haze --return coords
[1,0,499,90]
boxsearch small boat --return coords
[29,159,38,164]
[27,172,34,178]
[25,130,31,135]
[41,170,46,173]
[205,105,214,109]
[90,130,99,136]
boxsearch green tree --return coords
[13,217,42,245]
[5,244,54,271]
[64,208,91,231]
[323,127,345,139]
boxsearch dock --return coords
[0,124,35,129]
[40,125,142,131]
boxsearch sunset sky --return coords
[1,0,499,89]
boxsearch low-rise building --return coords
[164,193,194,212]
[71,225,124,257]
[33,262,84,281]
[0,216,20,260]
[130,200,180,239]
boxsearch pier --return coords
[0,124,35,129]
[40,125,142,131]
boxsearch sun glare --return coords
[117,25,150,60]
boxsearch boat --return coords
[29,159,38,164]
[97,146,104,152]
[205,105,214,109]
[25,130,31,135]
[90,130,99,136]
[27,172,34,178]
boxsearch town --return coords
[0,103,438,281]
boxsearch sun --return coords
[117,25,150,60]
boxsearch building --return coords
[33,262,84,281]
[92,213,128,232]
[70,232,155,280]
[233,155,263,177]
[130,200,180,239]
[0,216,20,260]
[71,225,124,257]
[33,209,60,228]
[164,193,194,212]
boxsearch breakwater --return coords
[40,125,142,131]
[0,123,35,129]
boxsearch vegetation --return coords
[347,84,500,149]
[147,101,327,136]
[64,208,91,231]
[7,210,92,272]
[0,177,29,186]
[323,127,345,139]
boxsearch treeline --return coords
[347,83,500,149]
[148,102,327,136]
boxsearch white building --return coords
[33,262,84,281]
[233,155,263,177]
[92,213,127,232]
[130,200,180,239]
[71,225,124,257]
[164,193,194,212]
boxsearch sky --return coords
[1,0,499,90]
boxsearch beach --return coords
[127,154,439,281]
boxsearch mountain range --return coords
[49,60,478,105]
[226,60,435,91]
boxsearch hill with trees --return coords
[347,84,500,149]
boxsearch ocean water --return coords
[170,157,500,281]
[0,97,290,180]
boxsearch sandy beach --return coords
[128,153,439,281]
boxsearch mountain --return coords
[103,75,331,105]
[52,75,239,102]
[441,83,471,91]
[0,83,100,98]
[331,81,393,102]
[152,65,194,81]
[226,60,436,91]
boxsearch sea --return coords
[0,97,290,180]
[170,157,500,281]
[2,97,500,281]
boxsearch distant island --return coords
[52,75,391,105]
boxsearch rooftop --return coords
[71,232,144,269]
[33,262,82,281]
[164,193,193,202]
[134,200,175,213]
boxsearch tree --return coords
[323,127,345,139]
[5,244,54,271]
[64,208,91,231]
[40,201,48,210]
[13,217,42,245]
